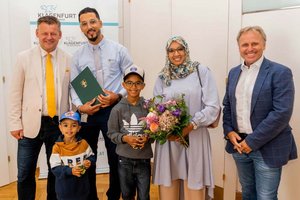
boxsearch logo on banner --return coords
[41,5,57,13]
[64,36,87,47]
[37,4,77,21]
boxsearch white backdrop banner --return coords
[30,0,119,54]
[32,0,119,178]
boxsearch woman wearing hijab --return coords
[152,36,220,200]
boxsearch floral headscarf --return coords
[159,36,199,86]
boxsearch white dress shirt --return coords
[235,56,264,134]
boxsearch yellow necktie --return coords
[46,54,56,118]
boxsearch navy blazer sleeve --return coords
[246,61,294,151]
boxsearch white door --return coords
[171,0,229,188]
[242,7,300,200]
[122,0,172,99]
[0,51,10,187]
[0,0,20,186]
[0,0,10,186]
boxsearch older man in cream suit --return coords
[8,16,71,200]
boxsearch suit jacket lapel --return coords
[251,58,270,114]
[57,48,65,113]
[231,67,242,117]
[57,48,64,92]
[56,48,71,115]
[33,47,43,93]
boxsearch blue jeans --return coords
[233,151,282,200]
[79,106,120,200]
[17,116,60,200]
[118,156,151,200]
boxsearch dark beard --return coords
[87,29,101,42]
[88,35,98,42]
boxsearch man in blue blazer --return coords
[223,26,297,200]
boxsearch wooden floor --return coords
[0,173,159,200]
[0,173,242,200]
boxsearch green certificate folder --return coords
[71,67,104,104]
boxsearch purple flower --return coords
[141,94,190,148]
[157,104,166,113]
[143,99,150,109]
[172,109,181,117]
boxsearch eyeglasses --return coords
[124,81,144,88]
[167,47,185,54]
[80,19,99,28]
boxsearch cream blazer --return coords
[8,46,71,138]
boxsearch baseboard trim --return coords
[214,185,224,199]
[214,185,242,200]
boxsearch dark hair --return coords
[78,7,100,22]
[37,16,61,30]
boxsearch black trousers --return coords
[78,106,121,200]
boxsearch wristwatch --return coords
[191,121,198,130]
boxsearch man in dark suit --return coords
[223,26,297,200]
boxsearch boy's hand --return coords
[83,160,91,169]
[72,166,83,177]
[123,134,137,148]
[136,135,149,149]
[123,134,149,149]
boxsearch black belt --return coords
[237,132,248,142]
[119,156,150,162]
[41,116,59,124]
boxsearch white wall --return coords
[223,0,243,198]
[0,0,18,186]
[123,0,229,190]
[242,8,300,199]
[0,28,10,186]
[171,0,229,189]
[124,0,300,199]
[1,1,300,199]
[0,0,117,185]
[0,54,9,187]
[123,0,172,99]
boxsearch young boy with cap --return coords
[107,65,153,200]
[50,111,96,200]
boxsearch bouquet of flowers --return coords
[142,94,191,148]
